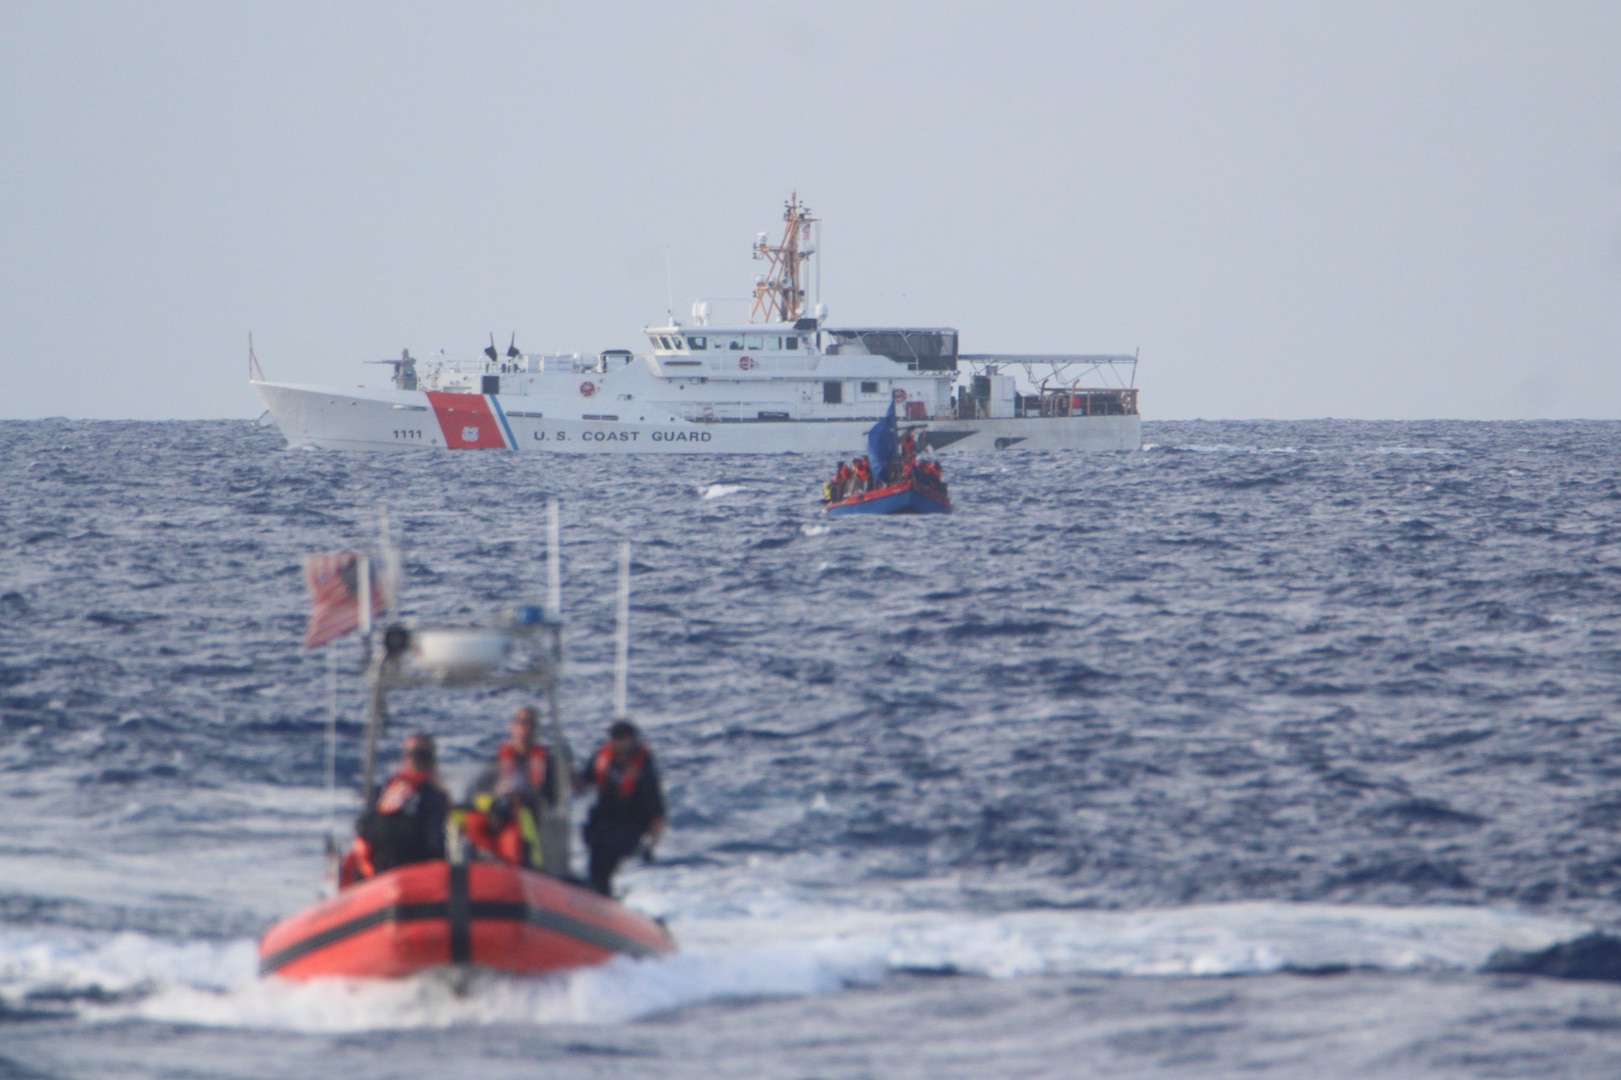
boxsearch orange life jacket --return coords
[498,742,548,791]
[375,767,432,814]
[339,836,375,887]
[462,806,532,867]
[591,743,648,799]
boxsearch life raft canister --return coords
[580,380,596,397]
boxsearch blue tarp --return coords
[866,401,898,481]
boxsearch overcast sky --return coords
[3,2,1618,420]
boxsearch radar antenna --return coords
[749,192,818,324]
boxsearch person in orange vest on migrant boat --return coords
[830,460,853,501]
[852,456,871,493]
[578,719,666,896]
[919,459,946,493]
[823,460,846,503]
[346,732,449,882]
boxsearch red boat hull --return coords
[258,860,675,979]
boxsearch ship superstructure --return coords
[252,195,1140,453]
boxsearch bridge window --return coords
[687,336,706,350]
[746,335,764,350]
[861,381,879,395]
[823,381,843,404]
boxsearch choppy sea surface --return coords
[6,418,1621,1078]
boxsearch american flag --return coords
[302,551,388,648]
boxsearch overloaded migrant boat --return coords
[258,537,674,981]
[826,475,951,517]
[823,402,952,517]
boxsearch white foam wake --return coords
[0,901,1589,1032]
[0,925,254,998]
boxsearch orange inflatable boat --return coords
[259,859,675,979]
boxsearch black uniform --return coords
[361,768,449,874]
[582,743,665,896]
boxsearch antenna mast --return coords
[750,192,818,324]
[248,333,266,381]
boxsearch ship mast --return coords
[750,192,817,324]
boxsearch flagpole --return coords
[325,645,337,836]
[613,541,630,720]
[356,553,373,637]
[377,504,399,617]
[543,500,570,874]
[547,500,561,617]
[317,643,339,893]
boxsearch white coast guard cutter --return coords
[251,196,1141,454]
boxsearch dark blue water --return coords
[5,419,1621,1077]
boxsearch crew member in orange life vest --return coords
[359,732,449,875]
[497,705,561,813]
[460,705,563,869]
[579,720,666,896]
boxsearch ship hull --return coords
[253,381,1141,454]
[258,860,674,980]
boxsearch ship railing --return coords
[949,387,1139,420]
[1026,387,1139,418]
[421,356,526,376]
[535,354,597,373]
[417,353,596,377]
[674,403,777,423]
[961,353,1138,393]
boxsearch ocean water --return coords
[5,418,1621,1077]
